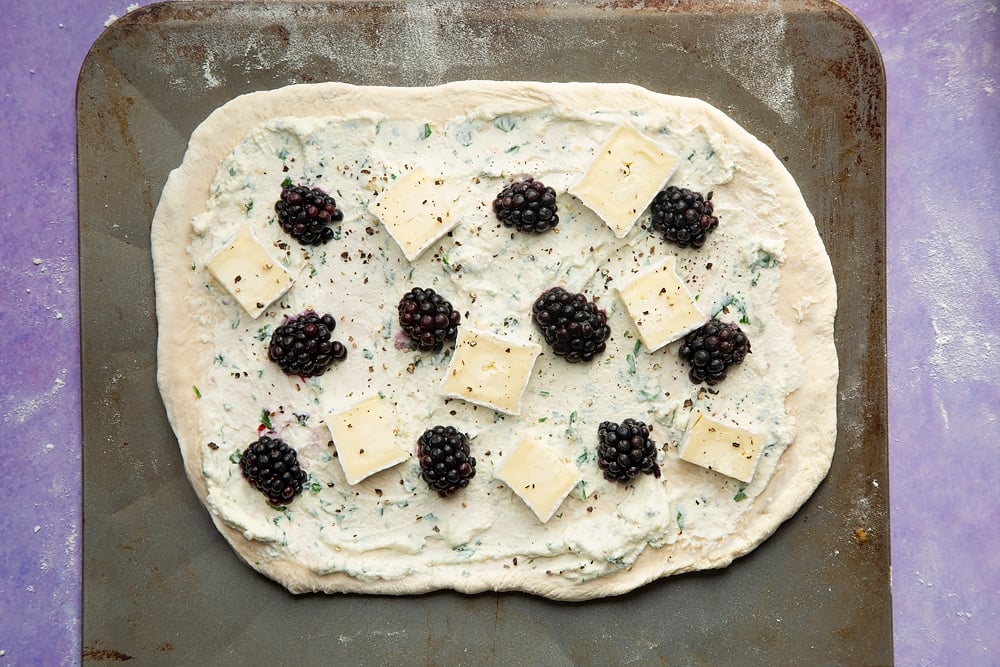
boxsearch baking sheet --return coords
[78,1,889,663]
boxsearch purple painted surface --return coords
[0,1,997,665]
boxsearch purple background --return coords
[1,1,997,664]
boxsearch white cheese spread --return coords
[152,81,837,599]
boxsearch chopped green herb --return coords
[255,325,271,341]
[734,487,748,502]
[244,200,254,215]
[214,353,225,365]
[192,385,202,399]
[493,115,517,132]
[229,449,241,464]
[578,480,588,500]
[276,147,289,160]
[638,388,660,402]
[260,409,273,430]
[280,176,292,187]
[633,339,642,356]
[305,478,323,494]
[712,293,748,321]
[576,450,590,465]
[420,123,432,140]
[295,413,310,426]
[538,417,548,423]
[626,353,637,375]
[505,145,520,153]
[676,511,686,532]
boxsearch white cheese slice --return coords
[617,255,706,352]
[367,167,459,261]
[326,396,410,485]
[678,409,764,483]
[205,226,294,318]
[569,124,680,238]
[439,328,541,416]
[496,437,581,523]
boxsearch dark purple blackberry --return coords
[397,287,461,352]
[678,318,751,385]
[268,310,347,377]
[531,286,610,363]
[650,186,719,249]
[417,425,476,497]
[238,435,307,505]
[492,176,559,233]
[597,419,661,483]
[274,183,344,246]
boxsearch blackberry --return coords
[531,286,610,363]
[417,425,476,497]
[268,310,347,377]
[678,318,751,385]
[397,287,461,352]
[597,419,661,483]
[274,183,344,246]
[238,435,307,505]
[650,186,719,249]
[492,176,559,233]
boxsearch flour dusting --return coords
[2,371,67,425]
[911,214,998,385]
[714,6,798,123]
[161,1,600,90]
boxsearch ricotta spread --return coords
[151,81,838,600]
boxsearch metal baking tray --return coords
[79,1,889,663]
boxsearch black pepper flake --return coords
[207,441,219,450]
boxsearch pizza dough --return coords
[151,81,837,600]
